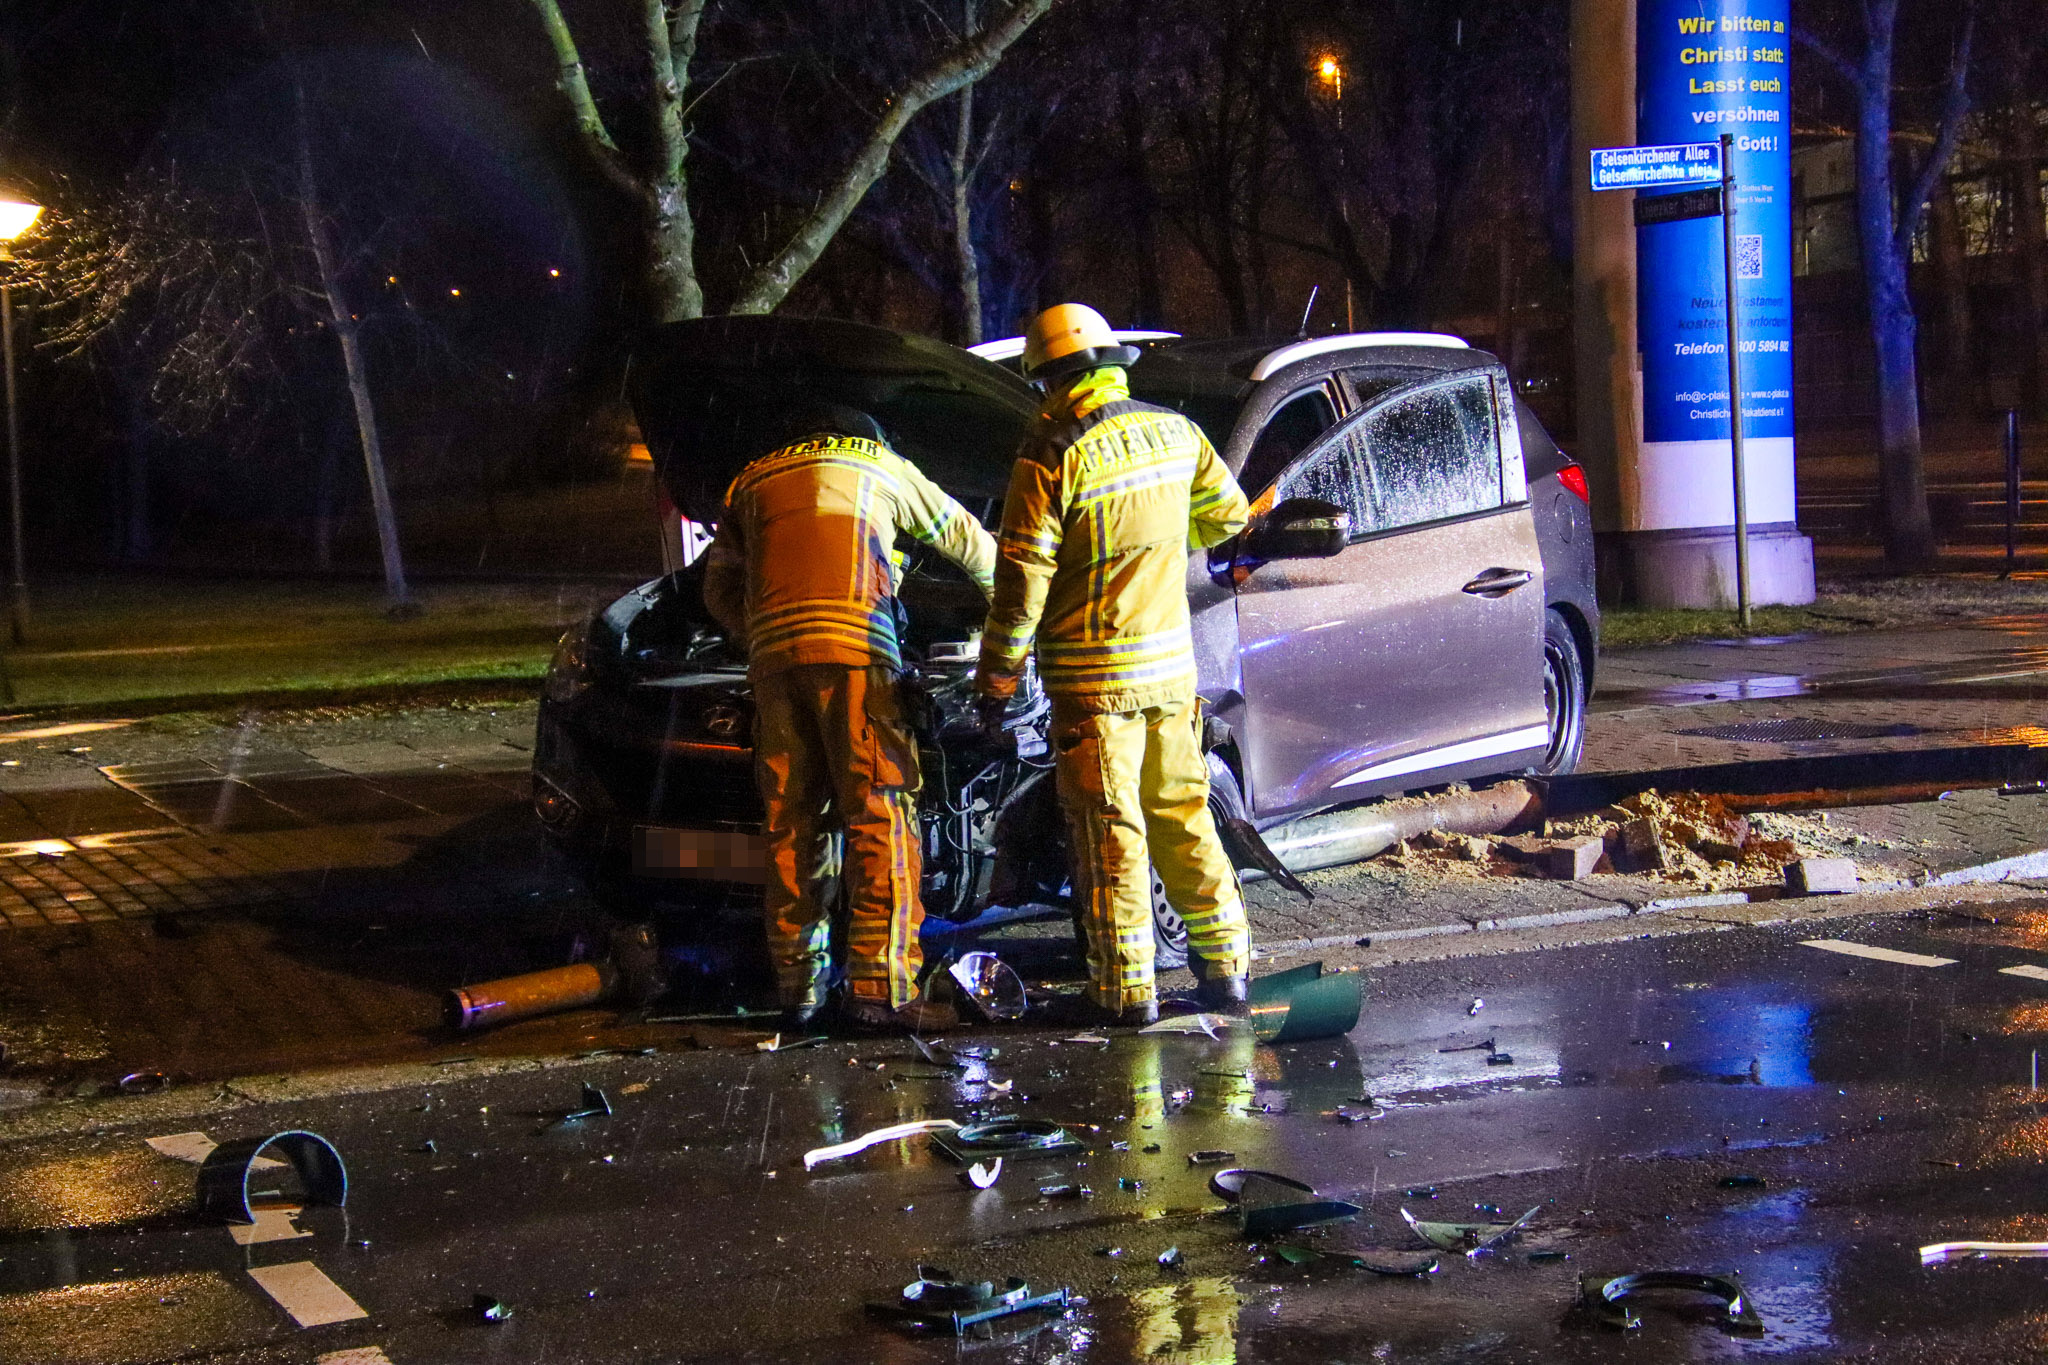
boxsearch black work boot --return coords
[840,995,960,1035]
[780,999,826,1034]
[1193,974,1250,1017]
[1038,993,1158,1029]
[1190,954,1251,1018]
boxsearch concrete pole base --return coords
[1600,523,1817,609]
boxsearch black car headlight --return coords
[543,626,597,705]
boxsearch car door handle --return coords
[1461,568,1534,596]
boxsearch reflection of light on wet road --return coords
[0,720,135,743]
[1125,1276,1240,1365]
[0,1150,184,1232]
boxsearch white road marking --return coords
[1801,939,1957,968]
[2001,965,2048,982]
[228,1205,312,1245]
[144,1131,284,1169]
[248,1262,368,1327]
[317,1348,394,1364]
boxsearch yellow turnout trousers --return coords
[1051,695,1250,1011]
[754,664,924,1009]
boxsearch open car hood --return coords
[629,315,1040,520]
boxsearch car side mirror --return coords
[1240,497,1351,561]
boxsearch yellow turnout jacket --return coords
[703,434,996,678]
[977,370,1250,712]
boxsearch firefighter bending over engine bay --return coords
[973,304,1254,1027]
[703,404,995,1034]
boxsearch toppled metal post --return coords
[445,963,617,1032]
[1250,782,1543,878]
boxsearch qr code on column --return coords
[1735,233,1763,280]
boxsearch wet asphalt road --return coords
[9,905,2048,1361]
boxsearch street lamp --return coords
[0,189,41,647]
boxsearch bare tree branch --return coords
[1790,24,1859,85]
[529,0,646,200]
[728,0,1053,315]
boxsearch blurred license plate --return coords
[633,827,766,882]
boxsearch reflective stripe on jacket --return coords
[977,370,1250,712]
[702,434,996,678]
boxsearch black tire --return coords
[1535,608,1588,777]
[1151,867,1189,971]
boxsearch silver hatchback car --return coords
[534,317,1598,963]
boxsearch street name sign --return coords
[1633,185,1724,226]
[1589,141,1722,192]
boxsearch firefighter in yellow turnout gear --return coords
[703,406,994,1033]
[974,305,1254,1026]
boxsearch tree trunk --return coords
[297,102,411,608]
[949,83,983,345]
[2012,103,2048,418]
[1926,185,1973,415]
[1855,73,1936,565]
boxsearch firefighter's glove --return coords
[975,693,1010,743]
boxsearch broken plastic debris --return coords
[1578,1271,1765,1334]
[1468,998,1485,1015]
[804,1119,961,1170]
[946,952,1028,1022]
[867,1266,1070,1335]
[1237,1172,1362,1238]
[1187,1149,1236,1166]
[931,1118,1083,1162]
[1141,1013,1238,1038]
[473,1294,513,1323]
[1208,1168,1312,1205]
[544,1084,613,1129]
[757,1034,828,1053]
[1271,1245,1439,1276]
[1157,1246,1183,1270]
[912,1037,965,1068]
[1249,962,1362,1044]
[196,1130,348,1226]
[1057,1033,1112,1047]
[1401,1203,1541,1256]
[960,1159,1003,1190]
[1920,1240,2048,1264]
[1038,1183,1092,1201]
[118,1070,169,1096]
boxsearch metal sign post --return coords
[1593,135,1757,629]
[1718,132,1751,632]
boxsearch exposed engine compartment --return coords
[584,564,1064,924]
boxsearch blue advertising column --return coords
[1629,0,1813,606]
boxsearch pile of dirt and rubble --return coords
[1377,788,1848,892]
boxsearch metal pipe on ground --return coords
[1246,782,1544,879]
[446,962,618,1032]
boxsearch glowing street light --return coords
[0,198,42,246]
[0,189,42,650]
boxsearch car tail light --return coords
[1556,463,1590,503]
